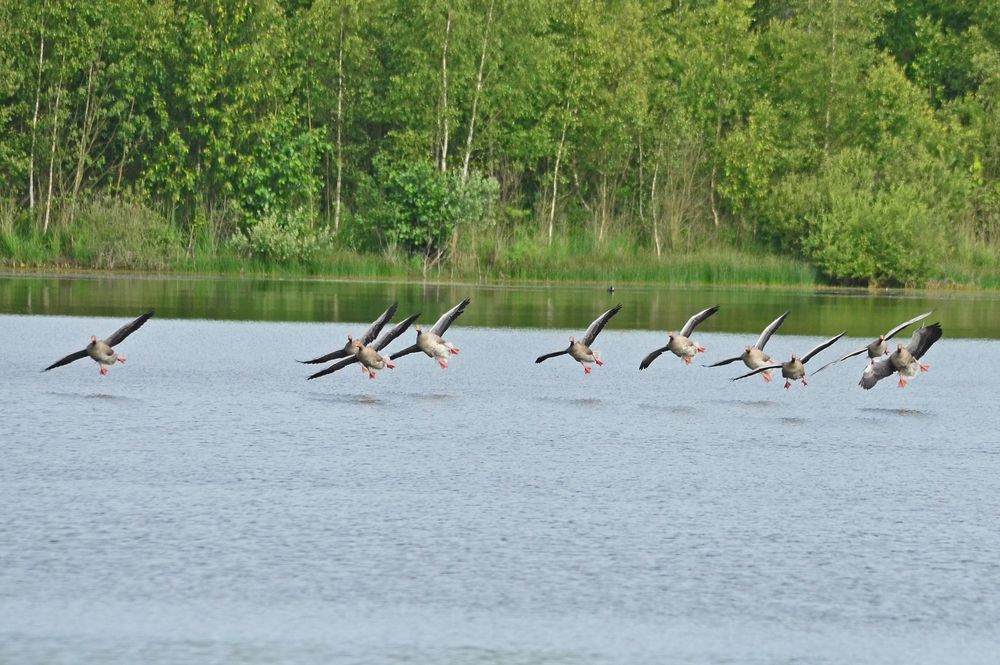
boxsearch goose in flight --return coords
[705,310,789,382]
[814,310,933,374]
[307,312,420,380]
[535,304,622,374]
[389,298,471,369]
[732,331,845,389]
[44,310,154,376]
[299,302,398,365]
[639,305,720,370]
[859,322,942,390]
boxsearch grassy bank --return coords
[0,220,824,287]
[2,198,998,290]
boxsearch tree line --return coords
[1,0,998,284]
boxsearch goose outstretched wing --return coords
[376,313,420,352]
[430,298,471,336]
[43,349,89,371]
[884,310,934,342]
[732,364,782,382]
[905,322,942,359]
[754,310,789,350]
[306,355,359,380]
[800,331,846,364]
[581,304,622,347]
[359,302,399,346]
[535,348,569,364]
[679,305,720,338]
[104,310,154,347]
[639,345,670,371]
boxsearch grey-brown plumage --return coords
[813,310,932,374]
[307,312,419,380]
[859,322,942,390]
[639,305,720,370]
[44,310,154,375]
[391,298,471,369]
[536,304,622,374]
[705,310,789,382]
[299,302,398,364]
[732,331,845,389]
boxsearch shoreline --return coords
[0,264,995,296]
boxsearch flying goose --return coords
[535,304,622,374]
[859,322,942,390]
[639,305,720,370]
[814,310,933,374]
[381,297,471,369]
[299,302,399,364]
[705,310,789,382]
[732,331,846,389]
[307,313,420,380]
[44,310,154,376]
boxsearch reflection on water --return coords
[714,399,778,408]
[860,407,929,418]
[310,393,384,406]
[2,272,999,338]
[43,391,139,402]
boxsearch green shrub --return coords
[774,148,943,286]
[68,198,182,270]
[228,208,330,264]
[361,160,499,264]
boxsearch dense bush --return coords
[775,148,943,286]
[68,198,182,270]
[364,160,498,264]
[228,208,331,264]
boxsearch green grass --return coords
[2,196,998,290]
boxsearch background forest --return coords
[1,0,998,286]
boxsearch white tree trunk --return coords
[824,6,837,158]
[44,76,63,235]
[461,0,494,185]
[651,162,661,258]
[438,9,452,172]
[548,117,568,247]
[334,13,345,231]
[29,21,46,211]
[71,62,97,225]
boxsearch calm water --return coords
[2,274,999,664]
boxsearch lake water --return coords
[2,274,999,664]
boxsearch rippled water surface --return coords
[2,275,999,664]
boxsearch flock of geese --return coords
[42,299,943,390]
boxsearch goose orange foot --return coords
[100,367,109,376]
[584,366,591,374]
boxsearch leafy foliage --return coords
[0,0,998,285]
[364,160,498,263]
